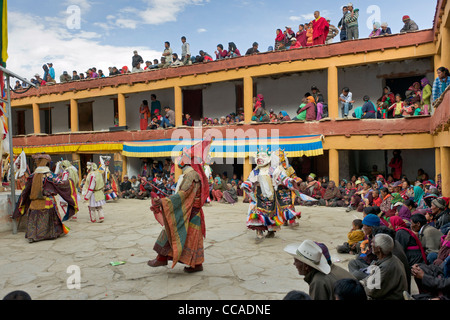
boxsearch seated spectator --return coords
[98,70,105,78]
[320,180,343,207]
[14,80,22,90]
[211,177,224,202]
[337,219,365,254]
[110,67,121,75]
[132,62,144,73]
[361,233,409,300]
[45,74,56,85]
[400,15,419,33]
[183,113,194,126]
[432,198,450,231]
[348,214,380,280]
[71,70,80,80]
[148,115,161,130]
[361,95,377,119]
[221,183,238,205]
[245,42,260,55]
[227,42,241,58]
[79,73,85,80]
[215,44,228,60]
[380,22,392,36]
[369,22,382,38]
[136,176,152,200]
[339,87,354,118]
[144,61,152,70]
[104,180,118,201]
[284,240,355,300]
[60,71,72,83]
[296,97,316,121]
[161,106,175,128]
[278,111,291,121]
[198,50,213,62]
[283,290,312,300]
[410,213,444,264]
[171,53,184,67]
[405,81,422,106]
[389,216,426,267]
[119,175,132,198]
[252,94,270,122]
[333,278,367,300]
[432,67,450,104]
[289,37,301,49]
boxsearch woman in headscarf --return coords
[278,111,291,121]
[211,176,224,202]
[369,22,382,38]
[222,183,238,205]
[389,216,426,267]
[420,77,432,115]
[413,185,425,209]
[405,81,422,106]
[380,86,395,118]
[275,29,286,50]
[361,96,377,119]
[321,180,342,207]
[252,94,270,122]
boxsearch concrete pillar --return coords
[70,99,78,132]
[435,147,441,183]
[329,149,339,184]
[122,154,128,180]
[440,147,450,197]
[243,76,254,123]
[243,156,252,181]
[118,93,127,127]
[174,86,183,127]
[440,26,450,73]
[32,103,40,134]
[327,65,339,119]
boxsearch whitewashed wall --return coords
[202,82,237,119]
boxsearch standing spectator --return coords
[337,5,348,41]
[47,63,55,80]
[296,24,307,47]
[344,2,359,40]
[312,11,330,45]
[162,42,173,66]
[275,29,286,50]
[150,94,161,117]
[42,64,49,82]
[91,67,99,78]
[306,22,314,46]
[181,36,192,65]
[245,42,260,55]
[161,106,175,128]
[284,240,356,300]
[139,100,150,130]
[339,87,354,118]
[59,71,71,83]
[361,233,408,300]
[326,18,339,44]
[400,15,419,33]
[388,150,403,181]
[132,50,144,68]
[380,22,392,36]
[284,26,296,47]
[432,67,450,104]
[215,44,228,60]
[72,70,80,80]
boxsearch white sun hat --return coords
[284,240,331,274]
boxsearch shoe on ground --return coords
[184,265,203,273]
[147,258,168,268]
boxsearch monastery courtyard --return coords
[0,198,419,300]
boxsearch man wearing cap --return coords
[344,2,359,40]
[12,153,78,243]
[284,240,355,300]
[348,214,380,280]
[400,15,419,33]
[432,198,450,230]
[312,11,329,46]
[59,71,72,83]
[245,42,260,55]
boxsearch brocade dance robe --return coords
[153,167,206,268]
[13,169,78,242]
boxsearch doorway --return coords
[183,89,203,121]
[78,102,94,131]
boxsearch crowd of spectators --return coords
[15,3,427,92]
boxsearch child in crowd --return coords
[337,219,365,254]
[412,101,423,116]
[183,113,194,126]
[389,94,404,118]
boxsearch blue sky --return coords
[7,0,438,81]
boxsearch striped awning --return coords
[122,135,324,158]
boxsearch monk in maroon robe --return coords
[312,11,329,46]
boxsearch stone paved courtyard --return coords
[0,198,418,300]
